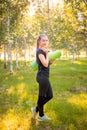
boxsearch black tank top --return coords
[36,49,50,77]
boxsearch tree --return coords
[64,0,87,56]
[0,0,31,73]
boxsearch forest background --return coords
[0,0,87,73]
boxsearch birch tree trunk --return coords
[9,43,13,74]
[47,0,50,33]
[7,6,13,74]
[85,30,87,56]
[72,53,75,64]
[4,44,7,69]
[24,37,27,66]
[84,15,87,57]
[29,43,30,61]
[15,39,20,70]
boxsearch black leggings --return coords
[36,96,53,116]
[36,74,53,116]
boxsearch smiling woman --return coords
[31,34,53,121]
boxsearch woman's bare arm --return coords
[38,53,49,67]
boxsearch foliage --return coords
[0,0,87,71]
[0,0,86,49]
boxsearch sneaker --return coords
[38,115,51,121]
[31,107,37,119]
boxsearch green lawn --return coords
[0,59,87,130]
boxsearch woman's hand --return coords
[49,59,55,65]
[43,48,50,55]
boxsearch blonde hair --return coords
[36,34,47,49]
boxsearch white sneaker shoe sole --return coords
[38,115,51,121]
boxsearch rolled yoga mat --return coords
[30,50,61,71]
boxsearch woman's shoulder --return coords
[37,49,44,54]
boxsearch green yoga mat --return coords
[49,50,61,60]
[30,50,61,71]
[30,61,38,71]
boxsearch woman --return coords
[31,34,53,121]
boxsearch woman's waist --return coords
[37,71,49,78]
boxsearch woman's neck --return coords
[38,46,45,50]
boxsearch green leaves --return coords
[0,0,86,56]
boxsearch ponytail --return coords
[37,39,40,49]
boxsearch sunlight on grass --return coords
[16,83,29,105]
[7,83,28,100]
[45,108,60,126]
[74,61,82,65]
[47,110,58,121]
[17,83,26,94]
[67,93,87,109]
[18,76,24,80]
[69,124,77,130]
[6,83,31,107]
[5,77,9,80]
[7,86,15,94]
[0,109,32,130]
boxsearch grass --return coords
[0,59,87,130]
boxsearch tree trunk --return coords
[85,39,87,56]
[47,0,50,33]
[24,38,27,66]
[7,6,13,74]
[0,53,1,61]
[29,43,30,61]
[4,44,7,69]
[84,15,87,57]
[15,39,20,70]
[9,43,13,74]
[72,53,75,64]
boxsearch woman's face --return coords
[39,36,49,48]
